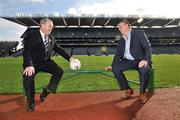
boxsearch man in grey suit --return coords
[105,19,152,103]
[23,18,78,111]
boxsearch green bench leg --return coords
[147,68,155,93]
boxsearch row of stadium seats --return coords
[10,27,177,56]
[0,41,18,57]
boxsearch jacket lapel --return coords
[119,37,125,57]
[130,30,134,50]
[49,35,54,48]
[37,31,46,51]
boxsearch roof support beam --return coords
[141,19,154,26]
[163,19,175,27]
[131,19,137,25]
[91,17,96,27]
[104,18,111,27]
[14,18,27,26]
[63,17,68,27]
[30,18,39,26]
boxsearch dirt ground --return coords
[0,88,180,120]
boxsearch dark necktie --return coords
[44,35,49,53]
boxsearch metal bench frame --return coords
[23,68,155,95]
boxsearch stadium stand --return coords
[10,48,24,57]
[1,16,180,56]
[54,27,180,55]
[0,41,19,57]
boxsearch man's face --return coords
[41,20,53,35]
[117,22,129,35]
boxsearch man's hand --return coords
[104,66,112,71]
[69,57,76,62]
[23,66,35,76]
[138,60,148,68]
[70,57,80,62]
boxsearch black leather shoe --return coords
[26,103,35,112]
[40,88,50,102]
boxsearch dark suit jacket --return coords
[112,30,152,65]
[23,31,70,67]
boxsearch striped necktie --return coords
[44,35,49,53]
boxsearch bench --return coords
[62,68,155,93]
[23,68,155,95]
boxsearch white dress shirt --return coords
[123,31,134,60]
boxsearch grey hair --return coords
[39,18,53,27]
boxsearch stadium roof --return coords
[1,16,180,28]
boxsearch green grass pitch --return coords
[0,54,180,94]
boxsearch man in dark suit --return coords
[105,19,152,104]
[23,18,77,111]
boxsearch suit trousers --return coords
[112,59,150,93]
[23,60,63,103]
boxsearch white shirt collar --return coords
[39,30,46,41]
[122,29,131,40]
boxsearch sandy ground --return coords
[0,88,180,120]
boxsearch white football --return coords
[70,59,81,70]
